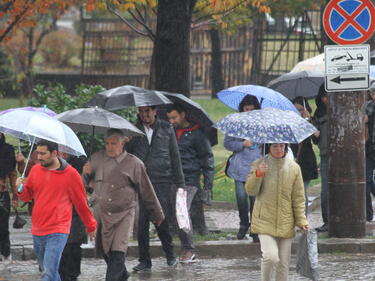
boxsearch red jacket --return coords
[17,163,96,236]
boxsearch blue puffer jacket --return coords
[224,135,261,182]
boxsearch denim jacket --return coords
[224,135,261,182]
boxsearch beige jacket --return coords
[245,155,307,238]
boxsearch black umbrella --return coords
[158,92,218,146]
[267,71,324,100]
[85,85,172,110]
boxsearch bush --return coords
[29,83,137,155]
[38,30,82,67]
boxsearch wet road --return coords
[1,253,374,281]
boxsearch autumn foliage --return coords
[0,0,80,42]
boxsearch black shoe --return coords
[167,257,177,266]
[133,261,151,272]
[250,233,260,243]
[236,226,249,240]
[315,223,328,232]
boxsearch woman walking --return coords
[245,143,308,281]
[224,95,262,241]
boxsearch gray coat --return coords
[86,151,164,255]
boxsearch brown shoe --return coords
[179,251,196,264]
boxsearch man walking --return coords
[126,106,185,271]
[16,140,96,281]
[83,129,164,281]
[166,104,214,263]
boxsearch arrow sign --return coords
[331,76,367,84]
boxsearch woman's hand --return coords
[243,139,253,147]
[258,162,268,173]
[300,225,309,232]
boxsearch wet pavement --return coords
[1,253,375,281]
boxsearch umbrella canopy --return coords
[216,85,298,113]
[85,85,172,110]
[0,106,56,116]
[267,71,324,99]
[157,92,218,146]
[291,53,324,73]
[55,107,145,137]
[214,108,317,143]
[371,50,375,65]
[371,65,375,80]
[0,110,86,156]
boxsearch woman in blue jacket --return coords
[224,95,262,241]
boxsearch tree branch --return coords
[107,5,152,39]
[0,4,32,42]
[128,9,156,40]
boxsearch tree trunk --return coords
[154,0,197,97]
[210,27,224,98]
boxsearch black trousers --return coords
[137,183,175,264]
[366,156,375,220]
[59,243,82,281]
[103,251,129,281]
[0,191,10,258]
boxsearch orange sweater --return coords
[17,163,96,236]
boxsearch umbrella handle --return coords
[18,137,36,193]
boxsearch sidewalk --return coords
[8,184,375,261]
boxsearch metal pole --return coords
[327,90,367,237]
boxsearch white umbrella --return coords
[291,53,325,73]
[0,110,86,157]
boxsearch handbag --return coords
[13,208,27,229]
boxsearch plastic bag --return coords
[175,188,190,232]
[296,230,319,281]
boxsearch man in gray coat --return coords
[126,106,185,271]
[83,129,164,281]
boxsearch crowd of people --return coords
[0,83,374,281]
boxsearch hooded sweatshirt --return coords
[17,158,96,236]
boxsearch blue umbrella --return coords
[214,108,317,143]
[370,65,375,80]
[216,85,299,113]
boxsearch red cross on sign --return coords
[323,0,375,45]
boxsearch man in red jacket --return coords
[16,140,96,281]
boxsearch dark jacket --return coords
[126,117,185,187]
[312,90,328,156]
[175,123,214,189]
[0,134,16,179]
[66,156,87,244]
[291,138,318,182]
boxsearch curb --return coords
[11,237,375,261]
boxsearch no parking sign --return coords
[323,0,375,45]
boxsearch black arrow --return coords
[331,76,366,84]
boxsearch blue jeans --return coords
[33,233,69,281]
[365,156,375,221]
[304,180,310,215]
[234,181,255,228]
[320,155,328,224]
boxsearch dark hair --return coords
[36,139,58,152]
[314,84,327,118]
[166,104,186,114]
[238,95,261,112]
[292,96,312,114]
[265,143,289,156]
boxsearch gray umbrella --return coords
[85,85,172,110]
[158,92,218,146]
[371,50,375,64]
[55,107,145,137]
[267,71,324,100]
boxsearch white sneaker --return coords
[3,254,12,265]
